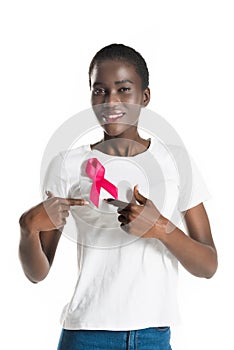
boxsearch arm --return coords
[19,228,61,283]
[19,221,62,284]
[19,194,88,283]
[106,186,218,279]
[159,203,218,278]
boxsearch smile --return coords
[101,111,125,123]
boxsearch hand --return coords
[19,191,89,234]
[105,185,169,239]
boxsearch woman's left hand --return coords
[105,185,170,239]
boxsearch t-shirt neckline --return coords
[88,138,153,159]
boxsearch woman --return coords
[19,44,218,350]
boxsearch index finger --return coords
[104,198,130,209]
[64,198,89,206]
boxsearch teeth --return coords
[103,113,124,120]
[108,114,123,119]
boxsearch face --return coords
[90,59,150,137]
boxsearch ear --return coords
[142,87,150,107]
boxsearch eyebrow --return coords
[93,79,134,87]
[115,79,134,85]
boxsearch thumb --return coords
[45,190,55,199]
[133,185,147,205]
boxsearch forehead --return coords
[90,59,141,85]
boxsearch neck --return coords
[91,130,150,157]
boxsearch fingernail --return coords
[84,200,90,205]
[46,190,51,197]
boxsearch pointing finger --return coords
[104,198,130,209]
[65,198,89,206]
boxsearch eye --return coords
[119,87,131,93]
[93,88,106,95]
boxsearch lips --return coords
[101,110,125,123]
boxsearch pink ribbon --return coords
[85,158,118,207]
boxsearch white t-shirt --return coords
[42,137,210,330]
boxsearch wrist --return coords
[152,216,176,241]
[19,212,39,237]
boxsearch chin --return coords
[103,124,132,137]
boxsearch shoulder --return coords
[60,144,91,164]
[149,138,190,176]
[45,144,91,176]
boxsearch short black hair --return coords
[88,43,149,90]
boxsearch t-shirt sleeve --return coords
[41,152,69,201]
[178,154,211,212]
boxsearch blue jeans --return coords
[57,327,172,350]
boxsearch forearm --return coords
[158,222,218,278]
[19,226,50,283]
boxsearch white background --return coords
[1,1,233,349]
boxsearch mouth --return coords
[101,111,125,123]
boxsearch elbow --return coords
[206,249,218,279]
[27,276,39,284]
[200,244,218,279]
[192,265,217,279]
[204,261,218,279]
[190,250,218,279]
[24,270,50,284]
[199,252,218,279]
[19,251,51,284]
[203,270,216,279]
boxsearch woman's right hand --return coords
[19,191,89,234]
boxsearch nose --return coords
[104,90,120,106]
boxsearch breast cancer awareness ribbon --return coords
[85,158,118,207]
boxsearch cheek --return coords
[126,92,143,104]
[91,94,103,106]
